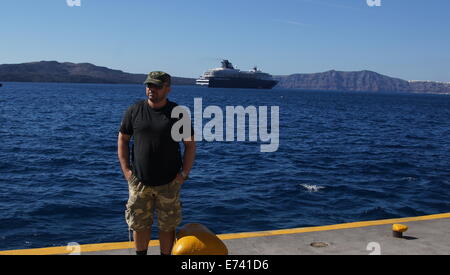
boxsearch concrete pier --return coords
[1,213,449,255]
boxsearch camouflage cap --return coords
[144,71,171,86]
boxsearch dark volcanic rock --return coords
[408,81,450,94]
[275,70,410,92]
[0,61,196,85]
[275,70,450,94]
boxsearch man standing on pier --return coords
[118,71,196,255]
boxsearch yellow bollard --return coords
[172,223,228,255]
[392,224,408,238]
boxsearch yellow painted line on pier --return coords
[0,240,160,256]
[1,212,449,255]
[217,212,450,241]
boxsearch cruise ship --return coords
[196,60,278,89]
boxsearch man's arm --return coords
[118,132,133,181]
[177,135,196,183]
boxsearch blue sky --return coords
[1,0,449,81]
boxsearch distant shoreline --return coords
[1,61,450,94]
[0,81,196,87]
[1,81,449,96]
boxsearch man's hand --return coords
[177,136,195,186]
[175,173,185,186]
[118,132,133,182]
[124,169,133,181]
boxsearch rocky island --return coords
[274,70,450,94]
[0,61,195,86]
[1,61,449,94]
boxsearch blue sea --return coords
[1,82,449,251]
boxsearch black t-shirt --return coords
[119,99,189,186]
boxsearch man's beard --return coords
[148,94,165,103]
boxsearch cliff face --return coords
[275,70,450,94]
[0,61,196,85]
[407,81,450,94]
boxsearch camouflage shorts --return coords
[125,174,182,232]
